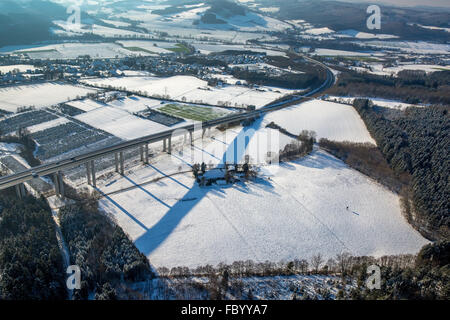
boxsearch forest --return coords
[273,0,450,42]
[153,241,448,300]
[347,241,449,300]
[0,191,66,300]
[231,55,327,90]
[327,69,450,106]
[58,197,153,300]
[319,139,410,194]
[352,99,449,240]
[231,68,323,90]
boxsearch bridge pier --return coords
[91,160,96,187]
[189,131,193,146]
[140,146,144,162]
[86,161,96,187]
[54,171,65,198]
[168,136,172,154]
[144,144,149,164]
[119,152,124,176]
[163,139,167,152]
[140,144,151,164]
[115,153,119,173]
[86,162,92,185]
[202,128,206,139]
[15,183,26,199]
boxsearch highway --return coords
[0,55,335,191]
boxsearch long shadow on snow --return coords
[134,119,272,256]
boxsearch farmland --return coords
[157,104,229,122]
[1,43,153,60]
[82,75,301,109]
[263,100,376,144]
[97,123,428,269]
[0,0,448,301]
[0,83,98,113]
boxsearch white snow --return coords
[116,40,180,54]
[326,96,424,110]
[0,65,37,74]
[383,64,450,74]
[82,75,301,109]
[66,99,106,113]
[108,96,164,114]
[0,142,22,155]
[52,20,148,39]
[0,83,98,112]
[313,49,373,57]
[3,43,153,60]
[337,29,398,39]
[101,19,132,28]
[417,25,450,33]
[27,117,71,134]
[304,27,335,35]
[74,106,170,140]
[363,41,450,55]
[97,129,427,268]
[263,100,376,144]
[192,43,287,57]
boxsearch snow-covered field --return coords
[115,3,290,33]
[417,24,450,33]
[263,100,376,144]
[68,96,161,114]
[74,106,170,140]
[0,142,22,155]
[0,64,37,74]
[116,40,180,54]
[337,29,398,40]
[67,95,231,141]
[82,75,300,108]
[363,41,450,54]
[326,96,424,110]
[383,64,450,74]
[351,63,450,76]
[313,49,374,57]
[52,20,149,39]
[1,43,151,59]
[304,27,334,35]
[192,43,287,57]
[97,127,427,268]
[0,83,98,112]
[145,26,276,43]
[27,117,71,134]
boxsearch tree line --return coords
[58,197,153,300]
[0,192,66,300]
[347,241,449,300]
[353,99,449,240]
[328,69,450,105]
[154,241,448,300]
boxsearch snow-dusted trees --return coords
[311,254,324,274]
[0,193,66,300]
[59,200,152,300]
[353,99,449,240]
[336,252,352,276]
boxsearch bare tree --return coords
[311,254,324,273]
[299,259,309,274]
[326,258,337,273]
[336,252,352,275]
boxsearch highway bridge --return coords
[0,56,335,198]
